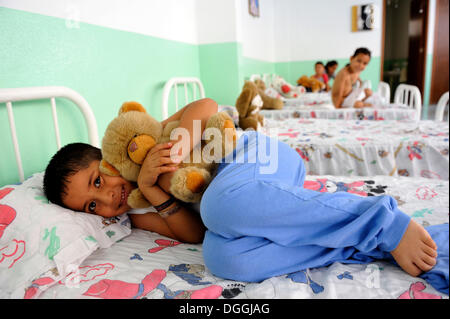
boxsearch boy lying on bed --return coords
[43,98,448,291]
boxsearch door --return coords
[430,0,449,104]
[406,0,428,95]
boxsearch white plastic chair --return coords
[394,84,422,119]
[377,81,391,103]
[435,91,449,122]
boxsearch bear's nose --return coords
[127,134,157,164]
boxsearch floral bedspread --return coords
[261,105,418,121]
[261,119,449,180]
[36,175,448,299]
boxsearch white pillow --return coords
[0,172,131,299]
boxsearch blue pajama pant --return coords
[200,131,436,284]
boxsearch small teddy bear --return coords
[296,75,326,93]
[100,101,236,207]
[235,81,265,131]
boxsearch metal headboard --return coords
[0,86,99,182]
[161,77,205,119]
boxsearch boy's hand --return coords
[137,143,180,190]
[364,88,373,97]
[354,101,365,108]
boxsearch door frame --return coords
[380,0,429,95]
[380,0,386,81]
[429,0,449,104]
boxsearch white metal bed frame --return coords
[0,86,99,182]
[161,77,205,120]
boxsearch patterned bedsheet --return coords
[261,106,418,121]
[282,92,332,107]
[37,175,448,299]
[261,119,449,180]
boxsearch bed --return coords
[251,74,419,121]
[0,85,448,299]
[260,105,419,121]
[261,117,449,180]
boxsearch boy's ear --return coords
[99,159,120,176]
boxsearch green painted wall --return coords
[198,42,242,106]
[422,53,434,119]
[0,7,201,186]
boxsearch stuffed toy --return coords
[254,79,284,110]
[271,75,306,98]
[100,101,236,208]
[296,75,325,93]
[235,81,265,131]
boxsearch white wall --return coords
[273,0,384,61]
[0,0,385,62]
[426,0,436,56]
[196,0,239,44]
[0,0,199,44]
[237,0,276,62]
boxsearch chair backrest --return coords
[394,84,422,119]
[435,91,449,122]
[377,81,391,103]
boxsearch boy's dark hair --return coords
[43,143,102,207]
[315,61,324,66]
[325,60,338,71]
[352,47,371,58]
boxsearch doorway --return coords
[382,0,429,101]
[429,0,449,104]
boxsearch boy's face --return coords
[315,64,325,75]
[62,160,135,218]
[328,64,338,74]
[350,53,370,73]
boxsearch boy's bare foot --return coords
[390,220,438,277]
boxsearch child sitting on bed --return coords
[332,47,375,109]
[312,61,330,92]
[43,98,444,285]
[325,60,338,82]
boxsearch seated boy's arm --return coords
[331,73,346,108]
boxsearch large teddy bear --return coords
[235,81,266,131]
[100,101,236,208]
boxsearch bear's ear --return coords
[119,101,147,115]
[235,88,253,116]
[99,159,120,176]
